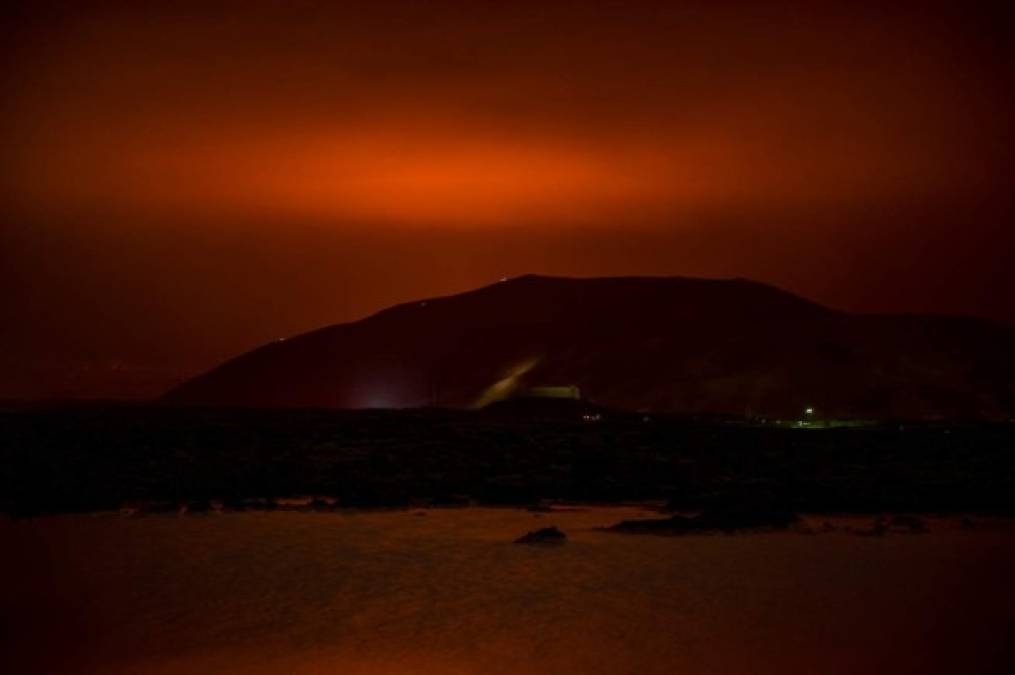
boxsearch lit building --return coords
[526,385,581,400]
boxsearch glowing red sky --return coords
[1,1,1013,398]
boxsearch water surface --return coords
[4,507,1014,674]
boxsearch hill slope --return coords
[163,275,1015,418]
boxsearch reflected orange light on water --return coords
[5,509,1015,675]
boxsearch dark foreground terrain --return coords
[2,405,1014,517]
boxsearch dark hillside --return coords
[164,275,1015,419]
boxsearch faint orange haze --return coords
[87,127,684,225]
[10,115,963,227]
[5,2,1005,228]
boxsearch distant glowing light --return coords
[805,407,814,415]
[472,357,540,408]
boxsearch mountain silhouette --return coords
[163,275,1015,419]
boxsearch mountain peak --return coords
[164,275,1014,418]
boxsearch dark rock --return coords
[142,501,179,514]
[610,505,798,535]
[855,517,887,537]
[186,499,211,514]
[514,526,567,544]
[309,498,336,511]
[243,498,278,510]
[889,514,928,533]
[221,497,247,511]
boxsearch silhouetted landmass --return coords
[609,505,799,534]
[164,275,1015,419]
[2,406,1015,517]
[514,526,567,544]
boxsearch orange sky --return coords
[2,0,1013,398]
